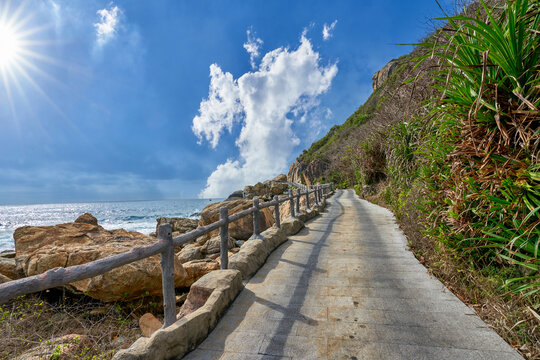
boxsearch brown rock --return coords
[273,174,287,182]
[0,273,12,284]
[75,213,98,225]
[155,217,198,237]
[372,58,400,90]
[177,245,203,263]
[198,199,274,241]
[13,215,188,302]
[0,257,24,279]
[182,259,220,287]
[139,313,163,337]
[203,235,236,255]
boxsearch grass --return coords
[0,289,170,359]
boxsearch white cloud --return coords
[94,5,121,47]
[322,20,338,40]
[192,64,242,148]
[243,29,263,69]
[193,33,338,198]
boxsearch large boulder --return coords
[225,190,244,201]
[13,214,188,302]
[243,181,288,201]
[198,199,274,241]
[273,174,287,182]
[155,217,198,238]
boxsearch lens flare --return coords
[0,23,21,69]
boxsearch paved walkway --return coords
[184,190,522,359]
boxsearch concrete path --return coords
[184,190,522,359]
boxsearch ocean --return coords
[0,199,215,252]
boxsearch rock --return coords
[177,245,203,263]
[244,181,287,200]
[189,212,201,217]
[155,217,198,237]
[198,199,274,241]
[139,313,163,337]
[273,174,287,182]
[113,270,243,360]
[229,239,268,279]
[280,217,304,236]
[75,213,98,225]
[203,236,236,255]
[177,269,242,320]
[0,273,12,284]
[15,334,88,360]
[0,256,24,279]
[235,240,244,247]
[13,215,188,302]
[372,58,400,90]
[288,160,328,185]
[0,250,16,258]
[288,161,307,184]
[261,227,287,251]
[181,259,220,287]
[176,293,188,304]
[225,190,244,201]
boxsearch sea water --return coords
[0,199,215,252]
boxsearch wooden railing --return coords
[0,183,333,327]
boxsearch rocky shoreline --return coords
[0,173,319,359]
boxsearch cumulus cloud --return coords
[322,20,337,40]
[193,33,338,198]
[94,4,121,46]
[243,29,263,69]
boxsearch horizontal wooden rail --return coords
[0,241,167,303]
[0,182,333,326]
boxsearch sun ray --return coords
[0,0,67,121]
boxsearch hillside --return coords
[289,0,540,357]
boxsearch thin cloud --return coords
[322,20,337,40]
[94,4,121,47]
[192,32,338,198]
[243,29,263,69]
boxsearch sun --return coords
[0,22,22,69]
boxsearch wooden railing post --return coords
[158,223,176,328]
[315,186,319,206]
[288,189,295,218]
[252,197,260,238]
[295,188,300,214]
[319,185,322,202]
[305,188,310,210]
[274,195,280,228]
[219,207,229,270]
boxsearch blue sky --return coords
[0,0,455,204]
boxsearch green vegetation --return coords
[297,0,539,356]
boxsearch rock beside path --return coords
[139,313,163,337]
[198,199,274,241]
[155,217,198,238]
[13,213,189,302]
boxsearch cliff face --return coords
[371,59,400,90]
[287,159,328,185]
[289,50,431,186]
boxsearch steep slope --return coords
[289,1,539,357]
